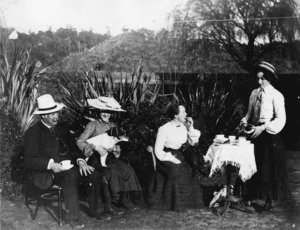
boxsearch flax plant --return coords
[184,75,243,149]
[58,62,180,141]
[0,31,46,132]
[59,62,167,116]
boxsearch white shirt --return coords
[100,153,108,167]
[241,84,286,134]
[155,122,201,163]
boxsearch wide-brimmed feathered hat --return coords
[256,61,278,80]
[87,96,126,112]
[33,94,65,115]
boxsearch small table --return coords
[204,141,257,215]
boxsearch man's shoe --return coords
[126,202,139,210]
[121,202,130,209]
[263,201,273,211]
[104,208,124,215]
[66,219,85,229]
[244,201,252,207]
[95,214,112,221]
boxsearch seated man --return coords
[24,94,94,229]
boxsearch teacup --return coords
[238,137,247,143]
[61,160,71,167]
[228,135,236,142]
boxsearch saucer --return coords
[231,140,239,145]
[213,138,229,144]
[61,164,74,170]
[238,141,251,145]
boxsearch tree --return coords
[92,29,162,72]
[171,0,300,72]
[155,26,236,73]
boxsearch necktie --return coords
[49,126,56,133]
[257,88,264,103]
[255,88,264,124]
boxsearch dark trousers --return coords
[54,167,80,221]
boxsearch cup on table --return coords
[238,137,247,144]
[61,160,71,168]
[228,135,236,143]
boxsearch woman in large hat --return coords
[77,97,141,211]
[239,61,291,211]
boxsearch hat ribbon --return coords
[38,105,57,111]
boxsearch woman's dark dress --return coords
[146,122,203,211]
[244,133,291,200]
[147,148,203,210]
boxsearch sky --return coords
[0,0,187,35]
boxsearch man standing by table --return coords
[238,61,291,211]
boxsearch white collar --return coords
[41,119,52,129]
[169,121,184,128]
[261,84,273,93]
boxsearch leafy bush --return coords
[0,107,25,201]
[193,80,245,151]
[115,99,171,186]
[57,67,244,187]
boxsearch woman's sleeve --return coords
[187,127,201,146]
[154,126,178,163]
[76,122,95,152]
[265,92,286,134]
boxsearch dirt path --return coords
[1,149,300,230]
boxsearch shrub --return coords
[115,98,171,186]
[57,68,243,186]
[1,29,46,133]
[0,107,25,201]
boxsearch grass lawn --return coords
[1,149,300,230]
[1,172,299,230]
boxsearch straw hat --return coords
[33,94,65,115]
[87,96,126,112]
[256,61,278,80]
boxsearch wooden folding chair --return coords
[24,181,63,227]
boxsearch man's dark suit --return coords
[24,120,85,221]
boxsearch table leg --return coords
[216,200,231,216]
[216,165,252,215]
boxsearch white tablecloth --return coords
[204,142,257,182]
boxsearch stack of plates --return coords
[213,137,229,144]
